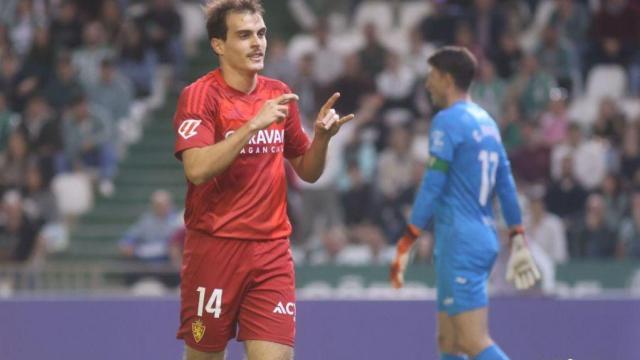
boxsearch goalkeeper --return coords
[390,47,540,360]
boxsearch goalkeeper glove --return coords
[390,224,421,289]
[505,226,541,290]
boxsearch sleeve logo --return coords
[178,119,202,139]
[430,129,445,151]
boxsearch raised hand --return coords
[314,92,355,138]
[250,93,299,131]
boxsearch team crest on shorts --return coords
[192,318,206,343]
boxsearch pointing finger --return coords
[275,93,299,104]
[320,92,340,115]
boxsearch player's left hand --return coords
[314,92,355,138]
[505,228,541,290]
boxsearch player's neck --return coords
[220,65,258,94]
[446,91,471,108]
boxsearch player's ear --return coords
[211,37,224,56]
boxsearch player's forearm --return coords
[410,168,446,229]
[183,123,258,185]
[293,135,330,182]
[496,175,522,227]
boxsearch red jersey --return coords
[173,69,310,240]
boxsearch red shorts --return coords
[176,232,296,352]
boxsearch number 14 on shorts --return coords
[196,287,222,318]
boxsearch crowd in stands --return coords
[0,0,189,266]
[270,0,640,274]
[2,0,640,292]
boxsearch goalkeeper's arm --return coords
[496,149,541,289]
[390,157,448,288]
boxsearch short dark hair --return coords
[205,0,264,41]
[428,46,477,91]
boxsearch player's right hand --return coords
[390,225,421,289]
[505,227,541,290]
[250,93,299,131]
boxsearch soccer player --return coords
[172,1,354,359]
[389,47,540,360]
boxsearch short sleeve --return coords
[283,86,310,159]
[428,111,459,162]
[173,84,216,160]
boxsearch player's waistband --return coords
[185,227,289,243]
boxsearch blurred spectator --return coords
[601,173,628,229]
[291,53,320,127]
[117,21,157,99]
[507,54,556,120]
[620,124,640,185]
[545,154,588,224]
[539,87,569,146]
[118,189,178,262]
[551,123,608,190]
[376,52,416,110]
[168,225,185,270]
[329,53,375,116]
[137,0,184,79]
[21,27,55,85]
[72,21,114,86]
[0,92,19,152]
[85,57,134,125]
[498,101,523,152]
[357,22,388,78]
[418,0,460,46]
[16,96,60,182]
[6,0,44,57]
[0,130,30,193]
[376,126,415,239]
[471,60,506,119]
[291,19,343,88]
[0,190,44,264]
[309,226,349,265]
[21,161,57,224]
[341,162,380,226]
[99,0,123,44]
[569,193,619,259]
[452,22,484,64]
[489,32,522,79]
[592,97,626,145]
[49,0,83,50]
[43,52,84,112]
[263,37,297,87]
[510,122,550,185]
[525,187,568,264]
[0,25,11,60]
[376,126,415,202]
[465,0,506,54]
[618,191,640,258]
[0,52,39,112]
[58,95,117,197]
[535,25,579,93]
[588,0,640,68]
[404,27,436,78]
[548,0,590,47]
[74,0,106,20]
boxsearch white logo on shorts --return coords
[455,276,468,285]
[178,119,202,139]
[273,301,296,316]
[443,297,455,306]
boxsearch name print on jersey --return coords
[225,129,285,155]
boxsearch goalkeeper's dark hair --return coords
[204,0,264,41]
[428,46,477,92]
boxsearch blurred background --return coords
[0,0,639,358]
